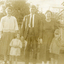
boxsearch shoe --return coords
[42,61,44,64]
[46,61,49,64]
[3,62,5,64]
[7,61,10,64]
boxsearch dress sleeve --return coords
[10,40,13,46]
[1,17,4,31]
[39,20,43,38]
[56,38,61,47]
[14,17,19,31]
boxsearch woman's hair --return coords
[45,10,52,15]
[5,7,12,12]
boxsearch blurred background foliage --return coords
[0,0,30,28]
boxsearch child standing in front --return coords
[9,34,22,64]
[21,36,27,58]
[50,29,61,64]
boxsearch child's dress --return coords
[50,37,61,55]
[10,38,22,56]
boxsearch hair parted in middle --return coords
[45,10,52,15]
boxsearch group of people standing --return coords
[0,5,63,64]
[21,5,61,64]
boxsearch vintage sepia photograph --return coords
[0,0,64,64]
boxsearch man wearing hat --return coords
[21,5,41,64]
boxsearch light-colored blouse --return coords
[1,16,19,32]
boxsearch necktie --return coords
[31,15,33,27]
[32,14,34,27]
[29,14,34,27]
[31,14,34,27]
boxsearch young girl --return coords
[9,34,22,64]
[50,29,61,64]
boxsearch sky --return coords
[0,0,64,13]
[27,0,64,13]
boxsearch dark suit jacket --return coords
[21,13,41,39]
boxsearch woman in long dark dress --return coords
[40,10,60,64]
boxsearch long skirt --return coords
[0,32,15,55]
[41,30,54,62]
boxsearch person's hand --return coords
[25,40,27,47]
[40,39,43,44]
[38,38,43,44]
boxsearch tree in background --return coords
[6,0,30,25]
[0,0,30,28]
[52,12,59,20]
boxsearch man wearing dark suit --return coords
[21,5,41,64]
